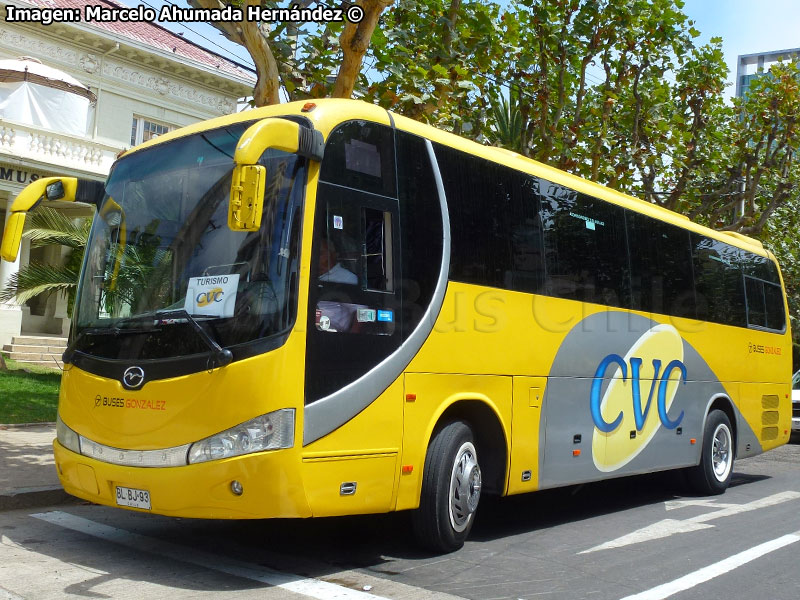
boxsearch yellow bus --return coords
[1,99,792,552]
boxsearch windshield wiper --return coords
[154,309,232,368]
[62,309,232,368]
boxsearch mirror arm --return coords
[297,126,324,162]
[233,119,324,165]
[76,179,107,207]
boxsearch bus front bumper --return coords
[53,440,312,519]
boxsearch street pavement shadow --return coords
[1,462,778,593]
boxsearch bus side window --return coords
[362,208,393,292]
[692,234,747,327]
[539,186,630,309]
[319,120,396,198]
[742,253,786,331]
[627,213,696,318]
[315,187,359,284]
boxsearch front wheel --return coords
[412,420,482,553]
[686,410,734,495]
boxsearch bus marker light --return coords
[690,438,696,445]
[405,393,416,402]
[230,480,243,496]
[573,450,581,457]
[302,102,317,112]
[402,465,413,474]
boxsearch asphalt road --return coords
[2,437,799,600]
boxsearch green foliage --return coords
[0,208,90,315]
[0,208,178,321]
[363,0,511,133]
[491,92,524,149]
[264,0,348,100]
[358,0,800,328]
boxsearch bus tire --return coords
[686,410,734,495]
[412,420,482,553]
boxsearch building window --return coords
[130,117,173,147]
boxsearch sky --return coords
[681,0,800,93]
[124,0,800,101]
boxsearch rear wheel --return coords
[686,410,734,495]
[412,420,481,553]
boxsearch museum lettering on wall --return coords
[0,166,51,186]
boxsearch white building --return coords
[0,0,254,355]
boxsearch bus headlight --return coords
[187,408,295,464]
[56,413,81,454]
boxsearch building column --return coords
[53,244,71,336]
[0,201,23,347]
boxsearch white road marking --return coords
[663,498,737,511]
[0,535,23,551]
[581,491,800,553]
[0,586,25,600]
[580,519,714,552]
[683,491,800,524]
[618,531,800,600]
[32,511,392,600]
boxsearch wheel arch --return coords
[703,393,738,456]
[424,396,510,496]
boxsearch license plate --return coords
[115,486,151,510]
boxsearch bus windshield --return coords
[72,122,307,361]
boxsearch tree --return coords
[187,0,393,105]
[363,0,511,135]
[459,0,800,240]
[686,61,800,235]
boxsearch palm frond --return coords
[491,94,524,151]
[0,262,80,304]
[24,207,92,249]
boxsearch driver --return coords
[318,238,357,285]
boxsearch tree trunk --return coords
[333,0,394,98]
[188,0,281,106]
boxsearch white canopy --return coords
[0,57,95,136]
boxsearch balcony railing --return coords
[0,119,124,176]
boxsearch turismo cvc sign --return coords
[185,275,240,319]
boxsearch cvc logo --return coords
[196,287,224,307]
[589,323,688,472]
[590,355,686,433]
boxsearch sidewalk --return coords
[0,423,77,510]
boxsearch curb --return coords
[0,423,56,430]
[0,486,80,512]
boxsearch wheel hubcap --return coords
[449,442,481,533]
[711,424,732,481]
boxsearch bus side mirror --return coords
[229,165,267,231]
[0,212,27,263]
[1,177,78,262]
[228,118,323,232]
[1,177,106,262]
